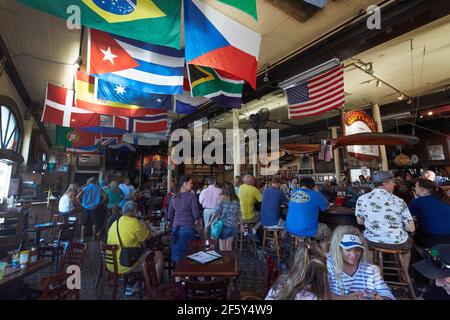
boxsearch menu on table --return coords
[187,251,222,264]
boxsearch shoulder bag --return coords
[116,217,144,267]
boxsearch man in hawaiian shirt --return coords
[355,171,416,268]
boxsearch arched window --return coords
[0,104,21,153]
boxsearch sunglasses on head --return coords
[424,248,450,270]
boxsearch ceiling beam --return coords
[0,35,52,147]
[172,0,450,130]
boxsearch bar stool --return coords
[369,246,417,300]
[289,234,311,257]
[262,227,283,264]
[237,225,258,262]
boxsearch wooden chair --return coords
[141,251,185,300]
[262,227,283,264]
[59,242,88,271]
[369,245,417,300]
[96,242,144,300]
[40,272,80,300]
[38,224,75,272]
[183,278,227,300]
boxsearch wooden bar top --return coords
[325,205,355,215]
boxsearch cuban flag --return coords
[88,28,185,95]
[184,0,262,89]
[95,78,172,110]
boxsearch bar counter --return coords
[319,205,356,226]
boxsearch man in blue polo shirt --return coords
[286,177,331,248]
[261,175,288,227]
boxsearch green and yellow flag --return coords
[218,0,258,20]
[19,0,182,49]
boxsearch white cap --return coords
[340,234,364,250]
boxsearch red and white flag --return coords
[287,65,345,119]
[42,83,100,127]
[87,28,139,75]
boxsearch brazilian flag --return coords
[19,0,182,49]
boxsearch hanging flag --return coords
[174,78,209,114]
[184,0,261,89]
[122,133,160,146]
[76,71,167,117]
[115,114,169,133]
[66,147,98,154]
[42,83,101,127]
[287,65,344,119]
[55,126,121,148]
[218,0,258,20]
[187,65,243,108]
[88,29,184,95]
[96,78,172,110]
[109,143,136,152]
[19,0,182,49]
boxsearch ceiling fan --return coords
[282,133,419,154]
[246,108,270,131]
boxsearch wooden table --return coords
[173,251,239,278]
[319,205,357,226]
[26,222,65,244]
[0,260,52,299]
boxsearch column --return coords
[331,126,342,183]
[20,119,33,167]
[372,103,389,171]
[167,139,172,194]
[232,109,241,178]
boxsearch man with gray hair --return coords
[199,177,222,237]
[422,170,436,182]
[106,201,163,296]
[356,171,416,268]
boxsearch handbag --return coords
[116,217,144,267]
[211,219,224,239]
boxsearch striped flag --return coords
[88,29,185,95]
[76,71,167,117]
[287,65,344,119]
[174,78,209,114]
[187,64,243,108]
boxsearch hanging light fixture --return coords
[397,93,405,100]
[376,79,382,88]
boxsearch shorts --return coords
[366,237,413,252]
[243,211,260,224]
[81,207,102,226]
[219,225,238,240]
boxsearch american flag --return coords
[287,65,345,119]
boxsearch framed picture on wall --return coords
[427,144,445,161]
[288,166,292,172]
[293,165,298,173]
[311,175,316,182]
[318,175,324,182]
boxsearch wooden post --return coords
[372,103,389,171]
[331,127,342,183]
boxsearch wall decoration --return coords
[427,144,445,161]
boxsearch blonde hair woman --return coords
[266,243,331,300]
[327,226,394,300]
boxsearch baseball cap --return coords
[412,244,450,279]
[340,234,365,250]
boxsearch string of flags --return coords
[20,0,334,152]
